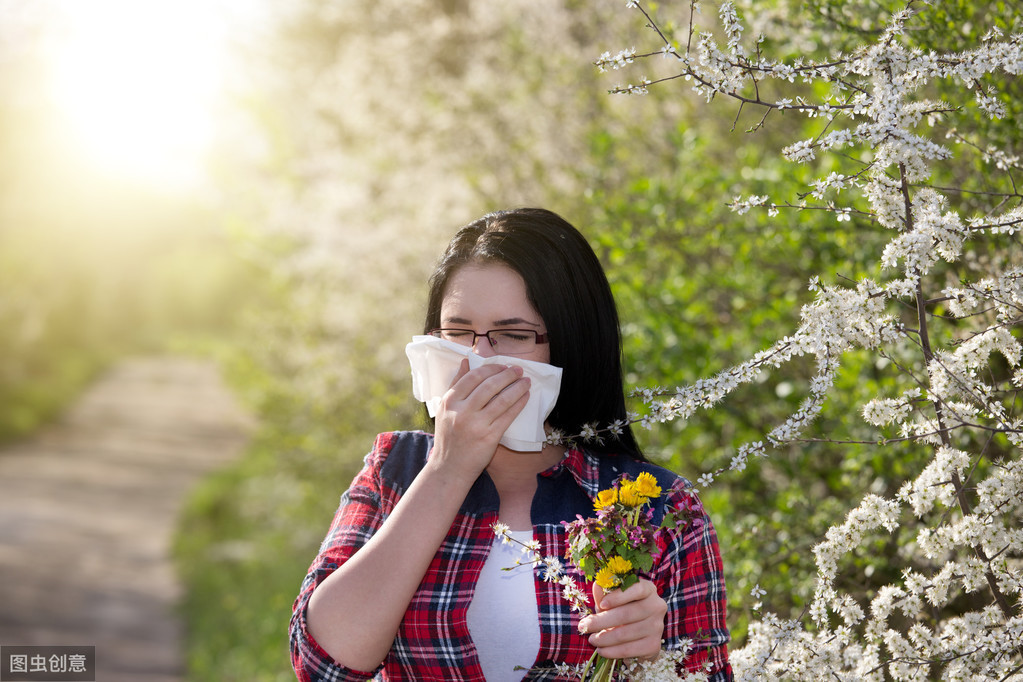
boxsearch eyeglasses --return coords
[429,328,550,355]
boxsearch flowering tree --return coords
[585,1,1023,678]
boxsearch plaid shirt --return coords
[290,431,732,681]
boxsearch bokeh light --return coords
[14,0,260,191]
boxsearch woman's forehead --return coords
[440,263,540,322]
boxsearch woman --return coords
[290,208,732,680]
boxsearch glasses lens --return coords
[488,330,536,354]
[432,329,474,346]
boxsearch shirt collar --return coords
[539,447,602,500]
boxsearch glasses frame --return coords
[428,328,550,354]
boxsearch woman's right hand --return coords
[429,359,531,483]
[305,360,531,672]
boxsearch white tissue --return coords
[405,335,563,451]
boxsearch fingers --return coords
[450,357,470,385]
[429,363,532,479]
[578,580,666,660]
[444,364,530,423]
[593,580,657,612]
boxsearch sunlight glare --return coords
[45,0,238,190]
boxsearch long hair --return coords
[424,208,644,460]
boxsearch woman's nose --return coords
[472,334,497,357]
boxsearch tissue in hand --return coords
[405,335,563,451]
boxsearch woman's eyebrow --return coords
[441,316,541,327]
[493,317,541,327]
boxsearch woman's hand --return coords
[429,359,531,482]
[578,579,667,661]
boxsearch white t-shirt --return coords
[466,529,541,681]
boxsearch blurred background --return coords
[1,0,1019,680]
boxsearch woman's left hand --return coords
[578,579,667,661]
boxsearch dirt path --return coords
[0,356,252,682]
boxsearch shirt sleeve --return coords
[651,483,734,682]
[289,433,398,682]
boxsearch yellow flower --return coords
[594,556,633,590]
[594,566,620,589]
[606,555,633,575]
[593,488,618,511]
[618,481,643,507]
[634,472,662,500]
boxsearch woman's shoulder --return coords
[365,430,435,488]
[370,430,434,455]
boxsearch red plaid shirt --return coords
[290,431,732,681]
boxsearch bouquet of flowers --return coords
[562,472,691,681]
[494,471,694,680]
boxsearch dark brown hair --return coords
[424,208,643,460]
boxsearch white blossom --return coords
[898,446,971,516]
[589,5,1023,678]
